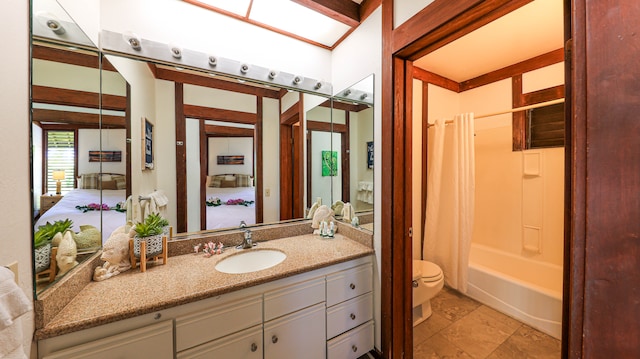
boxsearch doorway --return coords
[380,0,570,358]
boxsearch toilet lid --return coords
[413,260,443,281]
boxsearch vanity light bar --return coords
[99,30,333,96]
[333,87,373,106]
[32,17,96,50]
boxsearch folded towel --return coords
[149,190,169,207]
[124,195,143,224]
[0,267,31,359]
[141,199,151,219]
[0,267,32,331]
[358,181,374,191]
[0,320,27,359]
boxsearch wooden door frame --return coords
[279,94,305,220]
[306,120,350,206]
[380,0,573,358]
[201,127,259,230]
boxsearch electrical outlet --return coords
[265,188,271,197]
[7,261,18,284]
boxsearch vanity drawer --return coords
[42,320,173,359]
[176,325,262,359]
[264,276,325,321]
[327,320,374,359]
[327,293,373,339]
[175,294,262,352]
[326,263,372,307]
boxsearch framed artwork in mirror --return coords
[89,150,122,162]
[217,155,244,165]
[322,150,338,176]
[367,141,374,169]
[143,117,153,170]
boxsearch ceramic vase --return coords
[133,234,164,258]
[34,243,51,273]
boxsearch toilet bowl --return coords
[412,260,444,326]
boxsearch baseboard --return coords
[368,348,383,358]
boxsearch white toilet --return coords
[412,260,445,326]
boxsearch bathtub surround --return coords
[424,113,475,292]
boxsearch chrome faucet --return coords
[238,229,254,249]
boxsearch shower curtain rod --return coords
[427,98,565,127]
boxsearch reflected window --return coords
[45,130,76,194]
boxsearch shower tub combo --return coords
[466,243,563,339]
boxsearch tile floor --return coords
[413,287,561,359]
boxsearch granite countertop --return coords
[35,233,373,340]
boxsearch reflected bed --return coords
[35,189,126,244]
[205,186,256,230]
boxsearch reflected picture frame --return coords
[142,117,153,170]
[322,150,338,177]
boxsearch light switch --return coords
[265,188,271,197]
[7,261,18,284]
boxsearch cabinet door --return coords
[177,325,262,359]
[42,320,173,359]
[264,302,326,359]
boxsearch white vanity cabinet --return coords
[326,262,374,359]
[37,255,374,359]
[40,320,173,359]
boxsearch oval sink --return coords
[215,249,286,274]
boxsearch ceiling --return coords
[182,0,369,49]
[413,0,564,82]
[183,0,563,83]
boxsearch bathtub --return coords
[466,244,563,339]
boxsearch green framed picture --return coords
[321,150,338,177]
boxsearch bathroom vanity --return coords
[35,226,374,359]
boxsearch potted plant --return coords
[146,212,170,237]
[132,213,167,258]
[34,219,73,273]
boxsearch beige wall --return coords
[1,1,33,356]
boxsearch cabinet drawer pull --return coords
[272,335,278,344]
[349,283,356,290]
[251,343,258,352]
[154,313,162,320]
[350,313,356,320]
[352,345,358,352]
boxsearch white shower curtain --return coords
[423,113,475,292]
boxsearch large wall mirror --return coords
[106,53,330,235]
[31,0,129,295]
[307,75,374,229]
[31,1,374,297]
